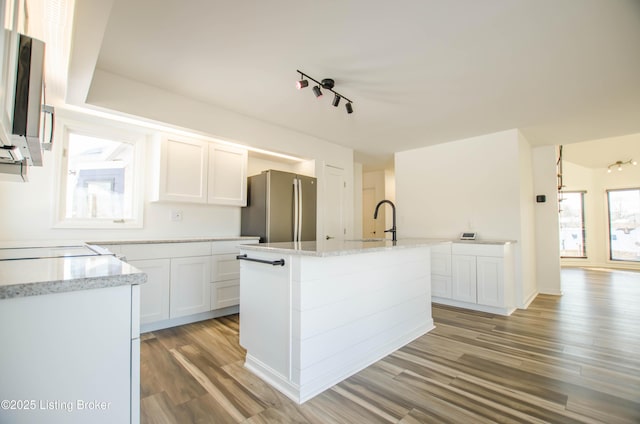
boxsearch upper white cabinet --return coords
[156,136,209,203]
[152,135,247,206]
[208,144,248,206]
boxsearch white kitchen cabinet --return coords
[432,242,515,316]
[451,254,477,303]
[207,144,248,206]
[155,135,209,203]
[476,256,505,307]
[170,256,211,318]
[152,135,247,205]
[128,258,171,324]
[210,239,258,310]
[430,243,452,298]
[0,284,139,424]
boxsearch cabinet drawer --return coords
[121,242,211,260]
[430,242,451,254]
[212,253,241,282]
[452,243,505,257]
[211,239,258,254]
[211,280,240,310]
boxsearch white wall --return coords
[362,170,387,237]
[0,104,353,243]
[532,145,562,294]
[86,70,355,242]
[353,163,363,239]
[517,131,537,306]
[395,128,540,308]
[562,160,640,270]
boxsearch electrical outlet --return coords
[171,210,183,221]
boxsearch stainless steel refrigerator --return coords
[241,170,317,242]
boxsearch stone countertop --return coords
[238,237,516,258]
[238,238,449,257]
[90,236,260,245]
[0,255,147,299]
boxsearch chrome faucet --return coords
[373,200,397,242]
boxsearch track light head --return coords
[312,85,322,98]
[296,79,309,89]
[332,94,341,107]
[345,102,353,114]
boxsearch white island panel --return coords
[239,240,436,403]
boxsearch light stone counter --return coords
[0,254,146,299]
[91,236,259,245]
[239,237,448,257]
[239,237,515,258]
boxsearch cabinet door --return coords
[477,256,504,307]
[431,274,452,298]
[129,259,171,325]
[207,144,247,206]
[170,256,211,318]
[157,136,208,203]
[451,255,477,303]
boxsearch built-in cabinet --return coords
[105,239,257,332]
[152,135,248,206]
[431,242,515,315]
[0,284,141,424]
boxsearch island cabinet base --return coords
[239,245,434,403]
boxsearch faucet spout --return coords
[373,200,397,242]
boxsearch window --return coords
[607,188,640,262]
[559,191,586,258]
[57,120,145,228]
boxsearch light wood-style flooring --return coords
[140,268,640,423]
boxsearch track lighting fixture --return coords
[296,70,354,114]
[607,159,637,173]
[345,102,353,114]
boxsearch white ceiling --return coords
[66,0,640,168]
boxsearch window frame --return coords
[559,190,587,259]
[606,187,640,263]
[54,116,146,229]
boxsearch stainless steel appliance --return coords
[241,170,317,243]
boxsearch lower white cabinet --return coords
[451,254,477,303]
[476,256,505,307]
[211,253,241,309]
[128,258,170,324]
[170,256,211,318]
[101,239,258,331]
[431,242,515,315]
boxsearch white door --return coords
[362,187,377,238]
[324,164,346,240]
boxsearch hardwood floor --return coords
[140,268,640,423]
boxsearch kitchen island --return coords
[238,238,440,403]
[0,244,146,424]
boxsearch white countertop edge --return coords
[239,238,449,257]
[0,256,147,300]
[88,236,260,245]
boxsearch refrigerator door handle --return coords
[298,178,303,241]
[293,179,299,242]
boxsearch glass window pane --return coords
[608,189,640,262]
[65,132,135,220]
[559,191,586,258]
